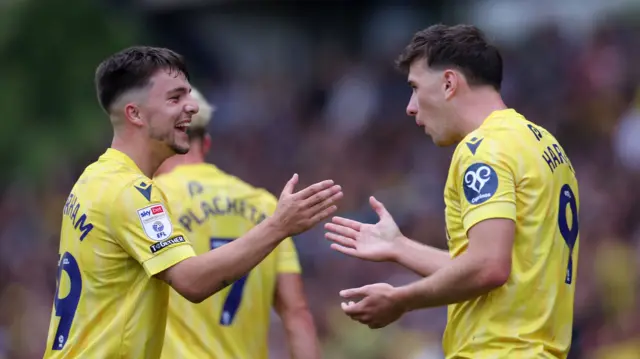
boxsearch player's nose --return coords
[406,102,418,117]
[185,98,199,115]
[406,93,418,116]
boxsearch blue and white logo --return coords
[463,163,498,205]
[152,221,165,233]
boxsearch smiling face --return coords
[134,69,199,155]
[405,60,460,147]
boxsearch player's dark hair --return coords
[396,24,503,91]
[95,46,190,113]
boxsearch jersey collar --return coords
[482,108,518,125]
[101,148,145,174]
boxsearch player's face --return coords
[139,69,199,155]
[405,60,458,146]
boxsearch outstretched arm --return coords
[339,218,515,329]
[158,175,343,303]
[325,196,451,276]
[392,236,451,277]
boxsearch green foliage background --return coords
[0,0,140,185]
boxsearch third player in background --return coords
[155,89,321,359]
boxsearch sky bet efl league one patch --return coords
[137,204,173,241]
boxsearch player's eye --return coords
[168,95,180,103]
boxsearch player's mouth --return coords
[174,121,191,133]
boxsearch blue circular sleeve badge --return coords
[462,163,499,205]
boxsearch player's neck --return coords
[111,135,169,179]
[457,89,507,136]
[155,151,204,177]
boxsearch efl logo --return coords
[151,206,164,215]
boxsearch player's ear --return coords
[124,103,145,127]
[443,69,457,100]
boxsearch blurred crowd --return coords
[1,2,640,359]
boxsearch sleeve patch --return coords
[150,235,186,253]
[463,163,499,205]
[137,204,173,241]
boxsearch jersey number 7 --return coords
[210,238,250,326]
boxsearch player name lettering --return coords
[62,193,94,241]
[542,144,573,174]
[179,196,268,232]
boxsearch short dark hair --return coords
[95,46,190,113]
[396,24,502,91]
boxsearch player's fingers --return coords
[340,286,369,299]
[330,243,364,258]
[324,223,358,240]
[331,216,362,231]
[293,180,335,200]
[325,232,356,248]
[280,173,299,197]
[369,196,390,219]
[302,185,342,207]
[308,204,339,225]
[341,300,365,316]
[308,191,343,218]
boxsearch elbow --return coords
[478,261,511,290]
[183,292,206,304]
[177,278,233,304]
[173,284,206,303]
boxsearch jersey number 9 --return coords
[52,252,82,350]
[210,238,251,326]
[558,184,579,284]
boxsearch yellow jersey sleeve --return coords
[454,135,517,233]
[276,237,301,274]
[109,181,196,277]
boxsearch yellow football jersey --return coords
[156,163,301,359]
[43,148,196,359]
[442,109,579,358]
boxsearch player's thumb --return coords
[369,196,389,219]
[280,173,299,197]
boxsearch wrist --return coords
[391,285,414,313]
[389,235,410,263]
[260,217,289,242]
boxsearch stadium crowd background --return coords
[1,0,640,358]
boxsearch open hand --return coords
[324,196,402,262]
[273,174,343,236]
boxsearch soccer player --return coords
[325,24,580,358]
[43,46,341,359]
[155,89,320,359]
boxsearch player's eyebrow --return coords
[167,86,190,96]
